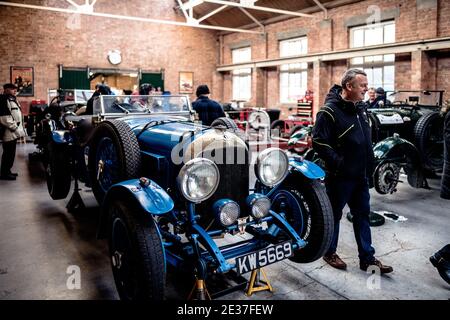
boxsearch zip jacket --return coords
[312,85,374,179]
[0,94,26,142]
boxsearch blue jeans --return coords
[325,178,375,263]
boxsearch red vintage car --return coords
[270,90,314,140]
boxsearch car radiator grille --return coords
[196,145,250,228]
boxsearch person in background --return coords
[77,84,112,115]
[365,87,378,108]
[0,83,26,180]
[192,85,225,126]
[375,87,391,107]
[312,69,393,274]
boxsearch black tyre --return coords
[270,120,285,138]
[414,111,444,171]
[346,211,385,227]
[88,120,141,204]
[269,176,333,263]
[108,200,165,300]
[211,117,239,130]
[46,141,71,200]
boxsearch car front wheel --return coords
[108,200,165,300]
[269,175,334,263]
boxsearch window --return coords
[280,37,308,58]
[350,21,395,48]
[280,63,308,103]
[279,37,308,103]
[232,47,252,100]
[232,47,251,63]
[232,68,252,101]
[350,21,395,91]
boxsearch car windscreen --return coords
[93,95,191,115]
[386,91,442,106]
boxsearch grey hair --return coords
[341,68,367,89]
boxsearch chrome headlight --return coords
[255,148,289,187]
[213,199,240,227]
[177,158,220,203]
[246,193,271,219]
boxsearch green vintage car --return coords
[369,90,448,194]
[288,90,449,195]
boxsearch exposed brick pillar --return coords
[411,50,436,90]
[313,60,331,119]
[212,71,224,103]
[250,67,267,107]
[416,0,438,39]
[255,68,267,108]
[318,19,333,52]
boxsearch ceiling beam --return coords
[201,0,314,18]
[0,1,263,34]
[176,0,189,20]
[238,7,264,30]
[313,0,328,19]
[218,0,364,35]
[197,4,228,23]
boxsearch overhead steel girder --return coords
[180,0,314,18]
[0,1,262,34]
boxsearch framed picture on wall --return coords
[179,71,194,94]
[10,66,34,96]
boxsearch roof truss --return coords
[0,0,329,34]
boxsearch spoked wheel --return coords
[88,120,141,204]
[414,111,444,171]
[108,200,165,300]
[268,176,333,263]
[373,162,401,194]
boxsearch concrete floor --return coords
[0,142,449,300]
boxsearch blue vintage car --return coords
[45,94,333,300]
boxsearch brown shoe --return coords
[323,253,347,270]
[360,258,393,274]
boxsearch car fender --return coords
[107,179,174,215]
[97,179,174,238]
[373,136,421,166]
[373,136,426,188]
[51,130,73,144]
[288,158,325,180]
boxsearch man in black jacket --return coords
[312,69,393,274]
[192,85,225,126]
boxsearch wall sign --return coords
[179,71,194,94]
[10,66,34,96]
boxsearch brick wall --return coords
[220,0,450,113]
[436,54,450,101]
[395,53,412,89]
[0,0,219,104]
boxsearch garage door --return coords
[140,73,164,91]
[59,69,90,90]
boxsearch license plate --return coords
[235,241,293,275]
